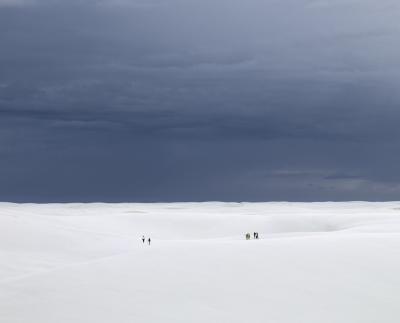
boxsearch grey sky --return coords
[1,0,400,201]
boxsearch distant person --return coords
[142,235,145,244]
[255,232,259,239]
[253,232,257,239]
[246,233,250,240]
[148,237,151,245]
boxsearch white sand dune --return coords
[1,202,400,323]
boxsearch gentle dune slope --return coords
[1,202,400,323]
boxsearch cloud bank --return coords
[1,0,400,201]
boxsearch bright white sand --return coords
[1,202,400,323]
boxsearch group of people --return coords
[143,233,260,243]
[245,232,260,240]
[142,235,151,245]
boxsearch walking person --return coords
[148,237,151,246]
[142,235,145,243]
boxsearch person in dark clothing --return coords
[142,235,145,243]
[148,237,151,245]
[253,232,257,239]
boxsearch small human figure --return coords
[148,237,151,245]
[142,235,145,243]
[255,232,259,239]
[253,232,257,239]
[245,233,250,240]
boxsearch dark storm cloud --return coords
[1,0,400,201]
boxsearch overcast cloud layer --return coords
[1,0,400,201]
